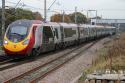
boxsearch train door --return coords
[60,26,64,42]
[42,26,54,52]
[54,27,59,43]
[34,26,42,48]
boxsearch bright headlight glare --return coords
[22,39,29,45]
[4,40,8,44]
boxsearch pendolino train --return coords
[3,20,116,57]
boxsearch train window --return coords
[83,28,88,35]
[81,30,83,34]
[92,22,95,25]
[64,28,76,37]
[55,28,58,39]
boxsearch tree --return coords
[33,12,43,20]
[0,7,43,30]
[69,12,87,24]
[15,8,34,20]
[50,14,72,23]
[92,16,102,19]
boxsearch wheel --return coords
[32,49,36,56]
[35,47,41,56]
[27,49,36,57]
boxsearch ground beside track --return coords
[0,46,79,82]
[0,49,5,55]
[0,48,9,62]
[78,33,125,83]
[38,37,112,83]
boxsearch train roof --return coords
[8,20,39,28]
[10,19,43,25]
[105,26,116,28]
[9,20,59,27]
[79,24,116,29]
[9,20,116,29]
[59,23,77,27]
[42,22,60,26]
[79,24,95,28]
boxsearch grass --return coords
[0,46,3,50]
[79,33,125,82]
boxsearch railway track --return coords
[0,58,13,65]
[0,44,81,71]
[0,44,74,71]
[0,55,10,62]
[0,59,35,71]
[0,55,17,71]
[4,40,98,83]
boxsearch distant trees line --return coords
[51,12,87,23]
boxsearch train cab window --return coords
[8,26,28,36]
[43,26,53,42]
[7,26,28,42]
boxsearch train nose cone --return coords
[14,45,16,48]
[4,41,28,53]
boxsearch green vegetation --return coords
[92,34,125,71]
[69,12,87,24]
[79,33,125,82]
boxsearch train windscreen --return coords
[6,26,28,43]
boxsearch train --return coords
[3,20,116,57]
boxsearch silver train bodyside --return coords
[34,22,116,53]
[3,20,116,56]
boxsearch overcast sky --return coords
[1,0,125,20]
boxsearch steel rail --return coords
[5,40,98,83]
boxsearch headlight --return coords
[22,39,29,45]
[4,40,8,45]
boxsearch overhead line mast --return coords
[2,0,5,43]
[44,0,57,21]
[75,7,77,24]
[44,0,47,21]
